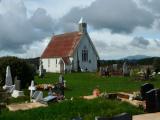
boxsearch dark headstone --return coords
[95,113,132,120]
[112,113,132,120]
[72,117,82,120]
[95,117,110,120]
[140,83,154,100]
[146,88,160,112]
[15,79,21,91]
[52,83,64,96]
[108,93,117,99]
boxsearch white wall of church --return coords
[41,58,61,73]
[42,58,72,73]
[73,34,98,72]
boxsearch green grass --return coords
[35,72,160,97]
[0,98,144,120]
[1,72,160,120]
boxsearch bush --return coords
[0,56,35,88]
[153,58,160,73]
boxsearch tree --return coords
[0,56,35,88]
[153,58,160,74]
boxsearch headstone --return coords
[11,78,24,98]
[112,113,132,120]
[146,88,160,112]
[123,62,129,76]
[15,79,21,91]
[43,95,57,103]
[48,88,53,96]
[39,60,44,78]
[53,83,64,96]
[64,80,66,88]
[130,69,134,76]
[28,80,36,101]
[72,117,83,120]
[95,116,109,120]
[95,113,132,120]
[3,66,15,92]
[59,75,64,84]
[32,91,43,102]
[5,66,12,86]
[107,93,117,99]
[140,83,154,100]
[113,64,117,71]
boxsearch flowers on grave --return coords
[92,88,100,96]
[36,84,53,90]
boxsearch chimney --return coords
[78,17,87,33]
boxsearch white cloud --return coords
[0,0,54,54]
[23,0,95,19]
[89,29,160,59]
[0,0,160,59]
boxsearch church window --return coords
[82,46,88,62]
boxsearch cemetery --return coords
[0,63,160,120]
[0,50,160,120]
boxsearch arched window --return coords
[82,46,88,62]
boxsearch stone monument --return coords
[28,80,36,101]
[3,66,15,93]
[32,91,43,102]
[11,77,24,98]
[39,60,44,78]
[113,64,117,71]
[123,62,129,76]
[59,75,64,84]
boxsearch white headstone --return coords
[11,79,24,98]
[123,62,129,75]
[59,75,64,84]
[39,60,43,77]
[3,66,15,92]
[64,80,66,88]
[113,64,117,71]
[28,80,36,100]
[11,90,24,98]
[32,91,43,102]
[5,66,12,86]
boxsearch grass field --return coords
[0,98,144,120]
[36,72,160,97]
[1,72,160,120]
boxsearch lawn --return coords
[35,72,160,97]
[1,72,160,120]
[0,98,144,120]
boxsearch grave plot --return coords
[7,102,47,111]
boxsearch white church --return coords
[41,19,99,73]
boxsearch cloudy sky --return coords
[0,0,160,59]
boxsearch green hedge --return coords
[0,56,35,88]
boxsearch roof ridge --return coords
[54,31,82,37]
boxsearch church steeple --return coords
[78,17,87,33]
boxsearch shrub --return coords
[0,56,35,88]
[153,58,160,73]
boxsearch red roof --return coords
[41,32,82,58]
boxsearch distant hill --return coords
[99,57,160,66]
[122,55,151,60]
